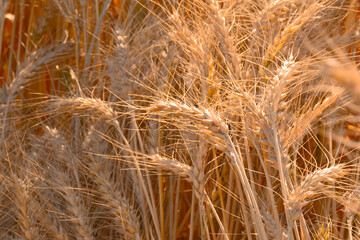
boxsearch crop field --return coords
[1,0,360,239]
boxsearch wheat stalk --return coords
[150,100,268,239]
[0,0,9,60]
[2,1,360,239]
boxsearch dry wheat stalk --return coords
[81,0,111,87]
[150,100,267,239]
[52,0,77,22]
[0,0,9,60]
[149,152,229,240]
[2,1,360,239]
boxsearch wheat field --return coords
[1,0,360,239]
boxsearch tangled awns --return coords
[1,0,360,239]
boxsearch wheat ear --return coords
[150,100,268,239]
[1,42,75,141]
[287,164,347,220]
[54,169,94,240]
[89,159,142,240]
[149,152,229,240]
[8,176,39,240]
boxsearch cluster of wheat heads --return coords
[1,0,360,239]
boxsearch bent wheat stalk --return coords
[149,153,229,240]
[150,100,268,240]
